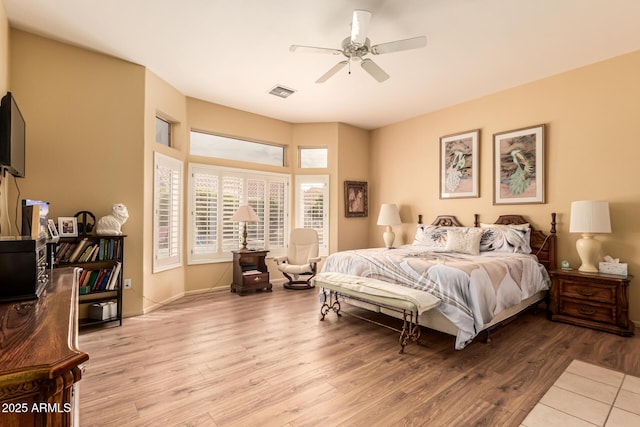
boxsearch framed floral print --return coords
[440,129,480,199]
[493,124,545,205]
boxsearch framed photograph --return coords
[493,124,545,205]
[58,216,78,237]
[47,219,59,239]
[440,129,480,198]
[344,181,368,217]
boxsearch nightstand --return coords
[549,269,634,336]
[230,250,271,296]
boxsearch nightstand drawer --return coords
[558,299,615,324]
[242,272,269,287]
[558,280,616,304]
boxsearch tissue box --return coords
[88,301,117,320]
[599,262,628,276]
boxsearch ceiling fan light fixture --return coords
[268,85,296,99]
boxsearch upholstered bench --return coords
[312,272,441,353]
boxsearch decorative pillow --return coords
[479,223,532,254]
[413,225,450,247]
[444,228,483,255]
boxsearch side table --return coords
[230,250,271,296]
[549,269,634,336]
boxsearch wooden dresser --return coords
[0,268,89,426]
[549,269,634,336]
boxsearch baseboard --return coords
[143,292,185,314]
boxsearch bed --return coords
[314,213,557,350]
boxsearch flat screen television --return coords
[0,92,26,178]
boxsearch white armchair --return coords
[274,228,321,290]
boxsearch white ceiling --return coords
[4,0,640,130]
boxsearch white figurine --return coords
[96,203,129,236]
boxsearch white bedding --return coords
[320,246,551,349]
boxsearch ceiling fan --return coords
[290,9,427,83]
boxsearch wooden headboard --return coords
[416,213,557,272]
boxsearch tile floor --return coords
[522,360,640,427]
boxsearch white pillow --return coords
[413,225,450,247]
[479,223,532,254]
[445,228,483,255]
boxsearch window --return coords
[299,147,328,168]
[190,131,285,167]
[295,175,329,256]
[153,153,182,272]
[155,117,171,147]
[188,164,289,263]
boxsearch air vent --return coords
[268,85,296,99]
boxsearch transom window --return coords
[299,147,328,168]
[155,117,172,147]
[190,131,284,167]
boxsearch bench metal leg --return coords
[320,289,422,353]
[320,290,341,320]
[399,310,421,354]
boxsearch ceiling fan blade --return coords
[316,61,348,83]
[361,58,389,82]
[289,45,342,55]
[350,9,372,46]
[371,36,427,55]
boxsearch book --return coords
[99,268,114,291]
[107,262,122,290]
[78,244,96,262]
[87,270,101,291]
[77,269,89,286]
[68,238,90,263]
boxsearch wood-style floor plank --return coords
[78,285,640,426]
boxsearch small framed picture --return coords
[344,181,368,217]
[58,217,78,237]
[47,219,59,239]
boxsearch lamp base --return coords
[576,233,601,273]
[383,226,395,249]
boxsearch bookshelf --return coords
[54,234,125,328]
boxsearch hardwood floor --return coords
[78,284,640,427]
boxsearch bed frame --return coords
[320,213,557,350]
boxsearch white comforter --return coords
[320,246,551,349]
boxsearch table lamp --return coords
[231,205,259,251]
[377,203,401,249]
[569,200,611,273]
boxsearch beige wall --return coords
[337,123,370,251]
[370,50,640,322]
[8,30,146,317]
[143,70,188,312]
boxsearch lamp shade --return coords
[377,203,401,226]
[231,205,259,222]
[569,200,611,234]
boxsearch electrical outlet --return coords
[124,278,132,289]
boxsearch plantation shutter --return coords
[268,180,287,251]
[295,175,329,256]
[221,176,243,253]
[190,168,218,260]
[247,178,266,248]
[154,153,182,272]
